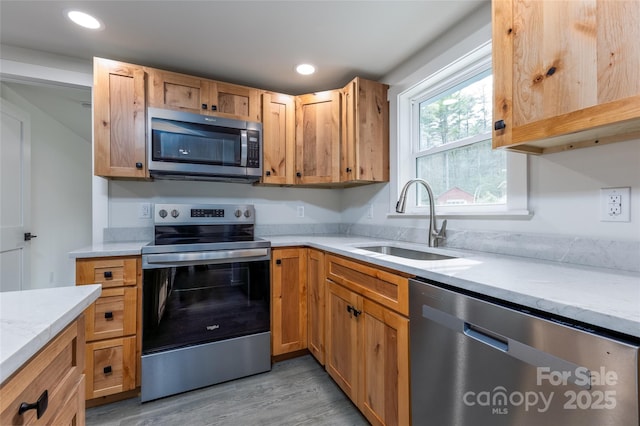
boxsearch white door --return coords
[0,99,31,292]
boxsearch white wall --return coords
[341,2,640,242]
[108,180,342,228]
[0,83,92,287]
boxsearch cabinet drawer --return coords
[326,254,410,316]
[85,336,136,399]
[76,257,139,288]
[0,318,84,425]
[85,287,137,342]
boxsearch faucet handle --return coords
[437,219,447,239]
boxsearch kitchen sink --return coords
[359,245,455,261]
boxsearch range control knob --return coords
[244,210,251,218]
[171,209,180,218]
[158,209,168,218]
[234,209,242,218]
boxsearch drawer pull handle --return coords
[18,390,48,419]
[103,365,112,375]
[104,311,114,320]
[104,271,113,279]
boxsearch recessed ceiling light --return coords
[296,64,316,76]
[67,10,103,30]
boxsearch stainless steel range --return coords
[140,203,271,402]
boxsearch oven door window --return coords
[143,260,269,354]
[151,118,243,166]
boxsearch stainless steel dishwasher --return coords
[409,278,639,426]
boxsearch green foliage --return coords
[416,73,506,206]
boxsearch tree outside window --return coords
[415,70,506,207]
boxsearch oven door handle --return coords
[143,248,270,268]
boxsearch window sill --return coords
[386,210,533,220]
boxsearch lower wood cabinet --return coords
[325,254,410,426]
[0,317,86,426]
[271,248,308,356]
[85,336,137,399]
[76,255,142,404]
[307,249,326,365]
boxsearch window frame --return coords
[394,41,529,218]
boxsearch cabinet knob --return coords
[211,105,217,111]
[104,311,114,320]
[296,172,302,178]
[18,390,48,420]
[346,167,352,173]
[202,104,208,110]
[276,259,282,265]
[104,271,113,279]
[135,162,143,169]
[265,171,271,176]
[494,120,506,131]
[103,365,112,375]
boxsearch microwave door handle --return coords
[240,130,248,167]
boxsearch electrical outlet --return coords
[600,187,630,222]
[297,205,305,218]
[138,203,151,219]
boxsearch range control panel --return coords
[154,204,255,224]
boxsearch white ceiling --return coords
[0,0,487,95]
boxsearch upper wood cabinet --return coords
[341,77,389,182]
[493,0,640,154]
[262,92,296,184]
[295,90,342,184]
[93,58,147,178]
[148,69,261,122]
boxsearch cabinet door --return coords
[262,92,295,184]
[493,0,640,153]
[341,77,389,183]
[295,91,341,184]
[213,82,261,122]
[325,280,361,402]
[85,336,137,399]
[307,249,325,365]
[148,69,211,114]
[93,58,147,178]
[271,248,307,356]
[359,299,409,426]
[49,376,85,426]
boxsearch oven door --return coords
[142,248,270,355]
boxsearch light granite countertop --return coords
[0,284,101,384]
[69,235,640,340]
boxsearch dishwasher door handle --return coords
[464,323,508,352]
[421,303,591,389]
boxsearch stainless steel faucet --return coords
[396,179,447,247]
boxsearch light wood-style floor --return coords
[86,355,369,426]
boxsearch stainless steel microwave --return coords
[147,107,262,183]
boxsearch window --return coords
[396,42,528,216]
